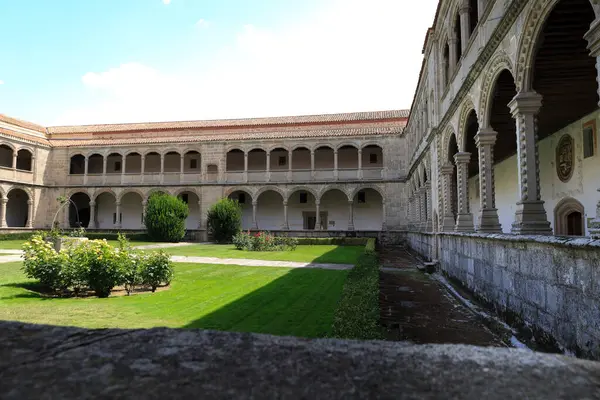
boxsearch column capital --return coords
[115,201,121,207]
[315,200,320,206]
[252,200,257,206]
[453,151,471,165]
[348,200,354,205]
[89,201,96,207]
[475,128,498,147]
[584,17,600,57]
[27,199,33,205]
[509,91,543,117]
[440,163,454,175]
[142,200,147,206]
[283,200,288,206]
[448,36,458,45]
[1,198,7,204]
[458,3,470,14]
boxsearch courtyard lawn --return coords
[0,261,348,338]
[166,244,364,265]
[0,239,173,250]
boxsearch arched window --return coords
[554,198,585,236]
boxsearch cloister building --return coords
[3,0,600,358]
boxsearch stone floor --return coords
[379,246,509,347]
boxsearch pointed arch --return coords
[478,51,515,128]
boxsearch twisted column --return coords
[440,164,456,232]
[454,152,474,232]
[251,200,258,230]
[475,128,502,233]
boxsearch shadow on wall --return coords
[182,267,348,338]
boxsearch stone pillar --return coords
[244,152,249,183]
[348,200,355,231]
[415,191,422,231]
[287,151,293,182]
[141,155,146,184]
[115,201,121,229]
[477,0,485,19]
[315,200,321,230]
[121,155,127,184]
[197,200,204,230]
[424,182,433,232]
[441,164,456,232]
[449,37,458,76]
[83,156,89,185]
[584,15,600,107]
[454,152,474,232]
[358,148,363,179]
[382,200,387,231]
[102,156,107,184]
[459,3,470,54]
[180,154,185,183]
[508,91,552,235]
[333,150,338,180]
[89,201,96,229]
[27,200,33,228]
[266,151,271,182]
[0,198,7,228]
[475,128,502,233]
[419,187,427,231]
[310,150,315,180]
[141,200,147,227]
[160,154,165,184]
[31,154,37,184]
[282,200,289,230]
[11,152,17,169]
[251,200,258,230]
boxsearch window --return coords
[357,191,366,204]
[238,193,246,204]
[181,194,189,204]
[583,120,596,159]
[190,159,198,169]
[369,154,378,164]
[114,161,121,172]
[278,156,287,166]
[299,192,308,204]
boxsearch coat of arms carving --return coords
[556,134,574,182]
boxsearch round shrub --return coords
[145,193,189,242]
[139,250,174,292]
[22,235,69,291]
[83,240,122,298]
[207,198,242,243]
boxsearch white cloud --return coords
[0,80,4,85]
[54,0,438,125]
[195,19,210,28]
[162,0,171,4]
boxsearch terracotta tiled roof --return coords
[0,128,51,146]
[49,126,402,148]
[0,114,47,133]
[47,110,409,135]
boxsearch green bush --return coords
[294,237,370,246]
[22,236,69,291]
[144,193,189,242]
[330,241,383,340]
[81,240,123,298]
[83,232,151,242]
[207,198,242,243]
[139,250,174,292]
[233,231,298,251]
[0,232,36,241]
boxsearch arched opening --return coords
[454,13,462,61]
[6,189,29,227]
[256,190,285,230]
[338,145,358,179]
[362,145,384,179]
[164,151,181,173]
[531,0,597,140]
[144,152,161,173]
[69,192,90,228]
[291,147,311,180]
[88,154,103,174]
[469,0,479,37]
[465,110,480,227]
[16,149,32,171]
[443,43,450,88]
[69,155,85,175]
[177,191,200,230]
[554,198,585,236]
[352,188,383,230]
[120,192,144,230]
[288,190,318,230]
[183,151,201,173]
[448,134,459,221]
[228,190,253,230]
[320,189,349,230]
[269,148,289,181]
[314,146,334,169]
[95,192,117,229]
[125,153,142,174]
[226,149,244,172]
[106,153,122,175]
[248,149,267,171]
[0,145,14,168]
[489,69,519,233]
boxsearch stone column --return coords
[424,182,433,232]
[83,156,89,185]
[459,3,471,54]
[197,200,204,230]
[121,155,127,184]
[160,154,165,184]
[454,152,474,232]
[440,164,456,232]
[282,200,289,230]
[310,150,315,180]
[414,191,422,231]
[89,201,96,229]
[31,154,37,184]
[358,148,363,179]
[449,37,458,76]
[333,150,338,180]
[141,200,147,227]
[140,155,146,184]
[102,156,107,184]
[419,187,427,231]
[382,201,387,231]
[584,15,600,107]
[475,128,502,232]
[243,152,249,183]
[347,200,355,231]
[0,198,7,228]
[315,200,321,230]
[287,151,293,182]
[477,0,485,19]
[11,152,17,169]
[508,91,552,234]
[251,200,258,230]
[266,151,271,182]
[27,200,33,228]
[115,201,121,229]
[180,154,185,183]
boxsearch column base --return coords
[348,223,355,231]
[476,208,502,233]
[454,213,474,232]
[511,201,552,235]
[441,216,456,232]
[424,219,433,232]
[588,219,600,239]
[281,224,289,230]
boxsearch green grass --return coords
[0,261,348,338]
[167,244,364,264]
[0,240,171,250]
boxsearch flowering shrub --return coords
[233,231,298,251]
[21,234,175,297]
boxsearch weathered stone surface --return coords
[1,321,600,399]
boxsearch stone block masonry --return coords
[405,231,600,359]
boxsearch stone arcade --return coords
[2,0,600,358]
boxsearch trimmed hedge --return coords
[0,232,36,241]
[294,237,370,246]
[83,232,151,242]
[330,238,383,340]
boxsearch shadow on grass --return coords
[182,267,348,338]
[309,246,363,265]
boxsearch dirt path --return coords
[379,246,508,347]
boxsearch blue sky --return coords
[0,0,438,126]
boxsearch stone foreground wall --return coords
[1,322,599,399]
[405,231,600,359]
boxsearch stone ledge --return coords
[1,322,599,399]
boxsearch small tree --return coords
[145,193,189,242]
[207,198,242,243]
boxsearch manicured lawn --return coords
[0,261,348,337]
[167,244,364,264]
